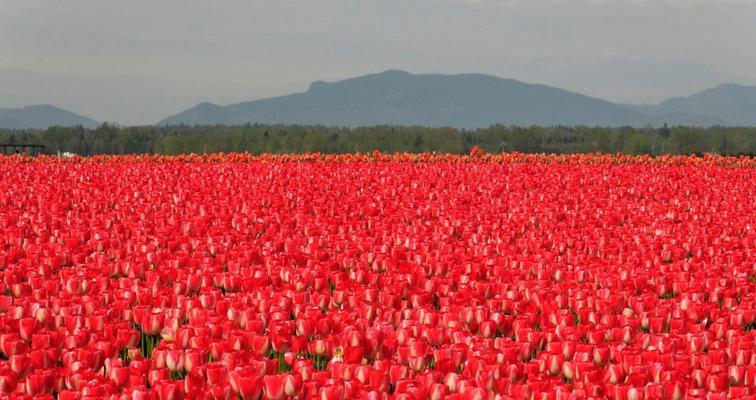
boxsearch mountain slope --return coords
[160,70,644,128]
[0,105,99,129]
[647,83,756,126]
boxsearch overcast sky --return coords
[1,0,755,125]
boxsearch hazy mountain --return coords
[159,70,644,128]
[8,73,754,129]
[630,83,756,127]
[0,105,99,130]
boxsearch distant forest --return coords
[1,124,754,156]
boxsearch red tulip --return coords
[10,354,29,375]
[605,364,624,384]
[228,370,262,400]
[445,373,460,393]
[25,372,52,396]
[184,371,205,395]
[319,383,345,400]
[154,381,182,400]
[57,390,82,400]
[142,313,164,336]
[547,354,564,376]
[149,369,169,388]
[0,371,17,394]
[18,318,39,342]
[296,319,315,337]
[166,350,184,373]
[109,366,129,389]
[344,345,365,365]
[706,373,727,392]
[205,363,227,387]
[183,349,205,373]
[284,374,302,397]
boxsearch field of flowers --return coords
[0,153,754,400]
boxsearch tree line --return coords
[0,123,754,156]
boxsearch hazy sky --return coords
[2,0,755,125]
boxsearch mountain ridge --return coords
[4,71,755,129]
[159,70,644,128]
[0,105,99,130]
[160,70,756,128]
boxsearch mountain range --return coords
[159,71,756,128]
[3,70,756,129]
[0,105,99,130]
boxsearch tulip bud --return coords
[562,361,576,380]
[605,364,624,384]
[263,375,286,400]
[728,365,744,386]
[284,374,302,397]
[547,354,564,376]
[10,354,29,375]
[445,372,460,393]
[19,318,38,342]
[428,383,446,400]
[691,369,705,388]
[154,381,180,400]
[0,372,18,394]
[110,366,129,389]
[627,387,642,400]
[706,373,726,392]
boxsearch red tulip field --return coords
[0,152,754,400]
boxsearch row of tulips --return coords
[0,155,753,399]
[0,150,755,168]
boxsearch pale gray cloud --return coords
[1,0,754,125]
